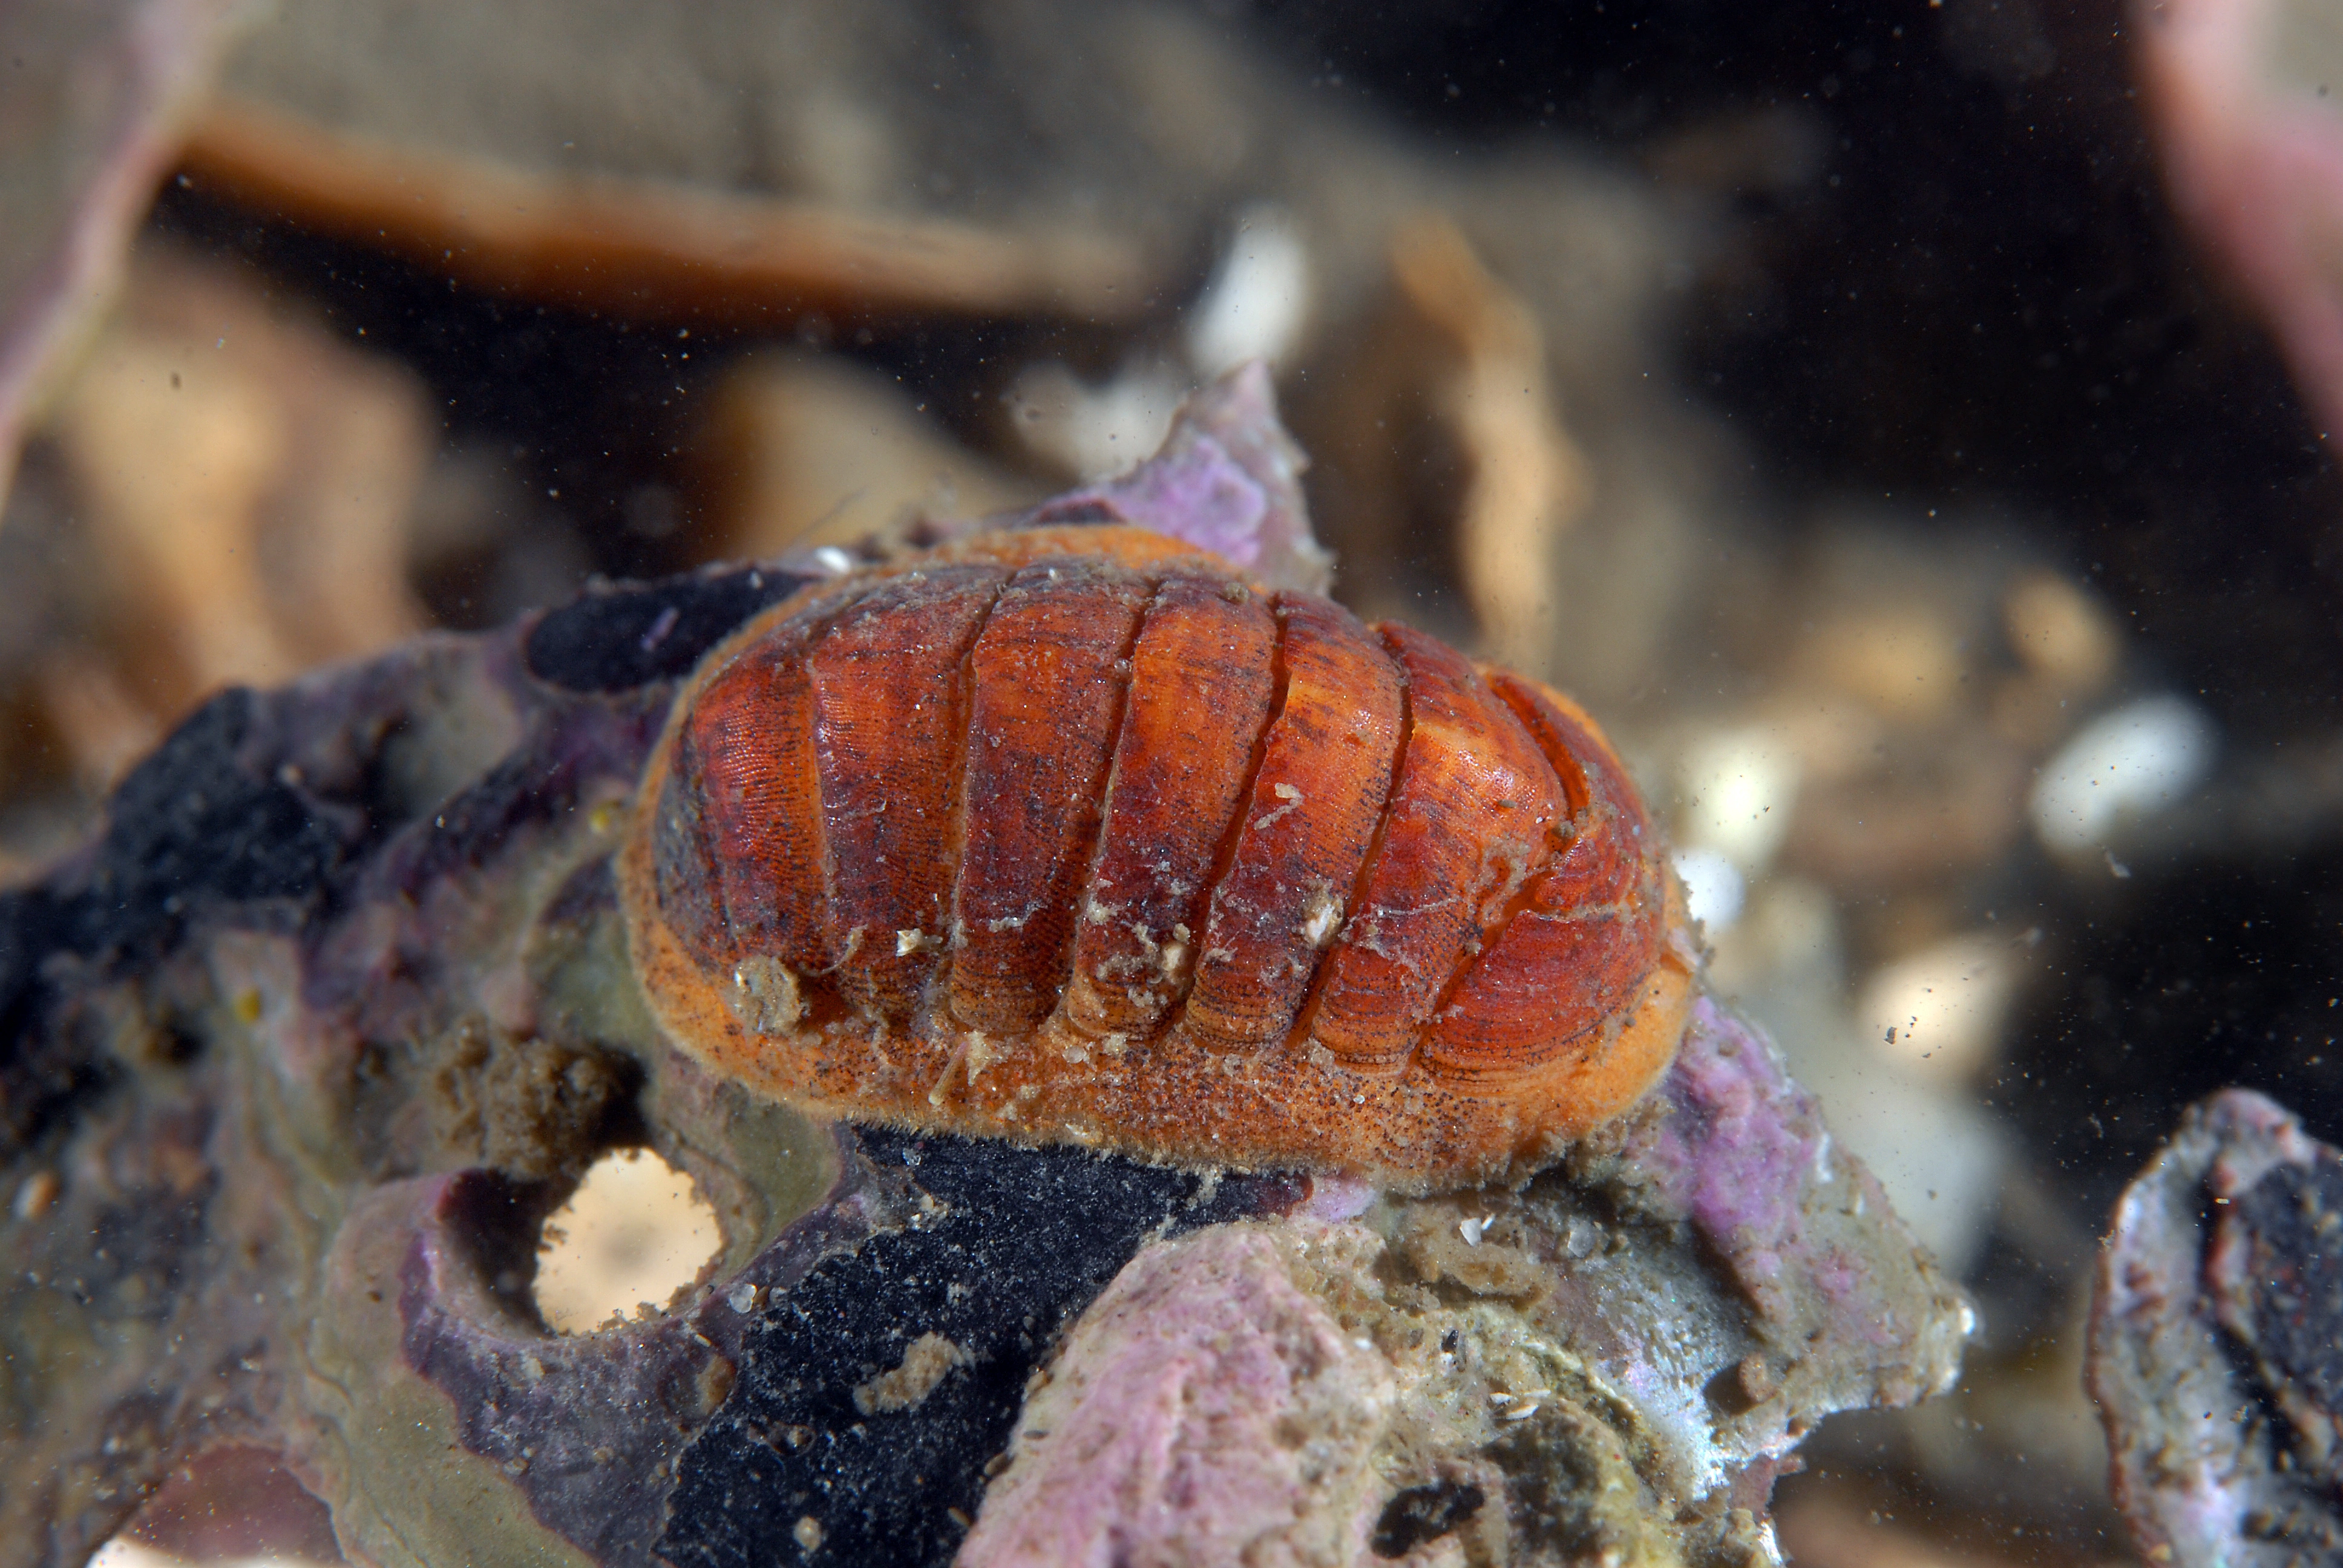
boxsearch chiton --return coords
[619,524,1697,1191]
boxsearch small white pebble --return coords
[1187,202,1313,376]
[2030,693,2217,853]
[1676,724,1800,871]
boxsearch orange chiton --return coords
[619,524,1697,1191]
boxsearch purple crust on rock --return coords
[1614,995,1903,1334]
[1562,996,1967,1485]
[1639,997,1822,1304]
[957,1225,1392,1568]
[1023,362,1333,593]
[1069,430,1268,558]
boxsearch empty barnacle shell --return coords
[618,523,1697,1192]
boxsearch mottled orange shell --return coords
[620,526,1696,1191]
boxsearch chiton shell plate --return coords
[620,526,1696,1191]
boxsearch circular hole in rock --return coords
[534,1146,721,1334]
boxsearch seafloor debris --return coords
[2089,1088,2343,1566]
[1298,215,1590,672]
[689,353,1043,566]
[182,1,1237,330]
[29,244,430,792]
[1,375,1964,1567]
[2136,0,2343,444]
[180,99,1149,330]
[0,0,251,505]
[0,237,442,875]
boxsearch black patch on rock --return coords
[71,688,346,961]
[1373,1480,1488,1558]
[2,690,342,1152]
[2223,1153,2343,1472]
[656,1129,1295,1568]
[523,566,810,693]
[389,743,589,894]
[0,887,112,1152]
[0,885,63,1059]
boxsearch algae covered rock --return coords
[0,377,1965,1567]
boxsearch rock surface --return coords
[0,378,1966,1567]
[2090,1088,2343,1566]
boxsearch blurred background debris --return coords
[0,0,253,509]
[45,246,428,766]
[2137,0,2343,443]
[10,0,2343,1562]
